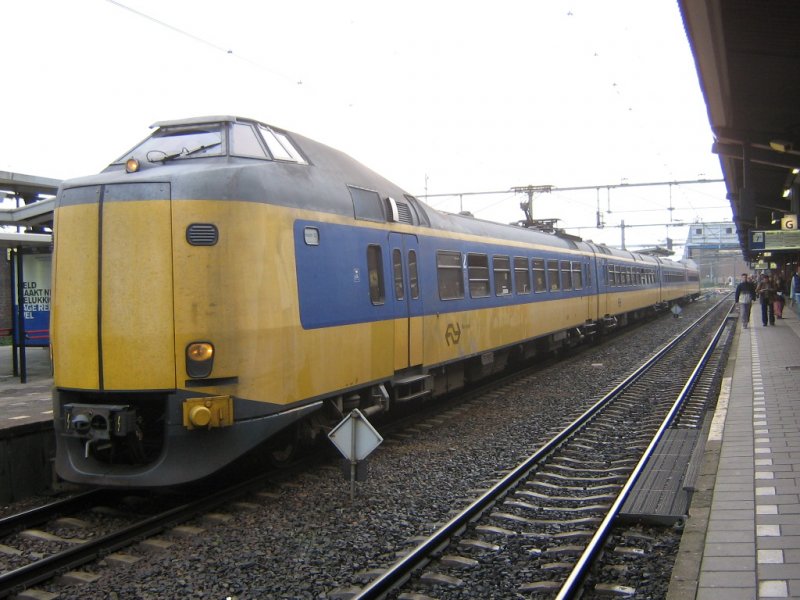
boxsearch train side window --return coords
[514,256,531,294]
[585,263,592,288]
[547,260,560,292]
[467,253,490,298]
[408,250,419,299]
[437,251,464,300]
[231,123,268,158]
[272,131,308,164]
[571,261,583,290]
[259,126,307,164]
[367,245,385,305]
[533,258,546,292]
[493,255,512,296]
[303,227,320,246]
[349,186,385,223]
[560,260,572,291]
[392,249,405,300]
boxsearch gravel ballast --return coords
[16,298,720,599]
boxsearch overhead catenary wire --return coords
[105,0,300,85]
[419,177,724,200]
[106,0,234,55]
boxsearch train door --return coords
[597,256,609,318]
[585,260,597,321]
[389,233,423,370]
[584,244,603,322]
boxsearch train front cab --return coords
[50,183,331,487]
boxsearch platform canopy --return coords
[680,1,800,261]
[0,170,58,248]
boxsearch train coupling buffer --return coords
[182,395,234,430]
[328,409,383,501]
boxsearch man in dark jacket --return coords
[756,274,776,326]
[734,273,756,328]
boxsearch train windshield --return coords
[113,124,225,165]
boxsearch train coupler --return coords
[63,403,138,440]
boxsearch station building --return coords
[683,221,751,286]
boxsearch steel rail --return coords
[0,473,272,598]
[554,302,735,599]
[0,489,112,538]
[354,298,729,600]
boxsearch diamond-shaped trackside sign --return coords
[328,409,383,461]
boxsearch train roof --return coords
[149,115,260,128]
[64,116,691,269]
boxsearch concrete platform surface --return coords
[668,303,800,599]
[0,344,53,430]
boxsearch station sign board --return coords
[750,260,777,271]
[749,229,800,251]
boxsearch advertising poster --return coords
[13,253,52,347]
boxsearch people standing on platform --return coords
[774,273,786,318]
[791,267,800,308]
[734,273,757,328]
[756,273,776,326]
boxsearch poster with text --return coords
[13,253,52,346]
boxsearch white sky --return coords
[2,0,731,254]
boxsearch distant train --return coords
[51,116,699,487]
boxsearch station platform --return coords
[0,345,55,502]
[669,302,800,599]
[0,344,53,430]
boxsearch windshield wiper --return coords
[147,141,222,163]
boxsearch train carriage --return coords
[51,116,699,487]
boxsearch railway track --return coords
[353,298,734,599]
[0,299,726,599]
[0,474,287,599]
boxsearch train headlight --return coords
[186,342,214,378]
[125,158,140,173]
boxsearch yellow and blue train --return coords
[51,116,700,487]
